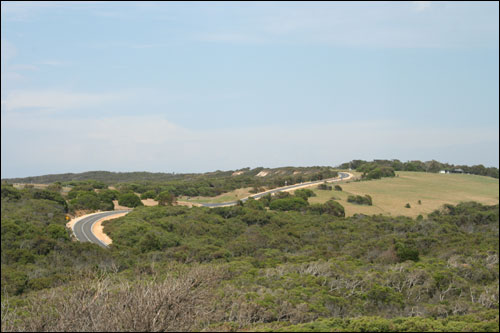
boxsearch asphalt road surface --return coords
[200,172,352,207]
[72,210,130,248]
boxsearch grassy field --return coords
[306,171,499,217]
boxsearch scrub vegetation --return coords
[1,180,498,332]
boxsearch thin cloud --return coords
[2,90,121,112]
[413,1,431,12]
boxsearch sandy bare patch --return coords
[232,171,245,176]
[176,200,202,207]
[113,200,131,210]
[256,171,269,177]
[13,183,49,189]
[293,171,301,175]
[142,198,158,206]
[92,212,129,245]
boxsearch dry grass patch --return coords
[181,187,255,204]
[309,172,499,217]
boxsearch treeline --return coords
[2,167,339,198]
[339,159,499,178]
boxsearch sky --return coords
[1,1,499,178]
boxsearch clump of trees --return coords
[317,183,332,190]
[347,194,373,205]
[67,186,115,212]
[156,191,176,206]
[309,200,345,217]
[118,193,143,208]
[269,197,309,211]
[339,159,499,179]
[357,163,396,180]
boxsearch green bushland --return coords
[2,167,340,198]
[347,194,373,205]
[1,184,114,296]
[2,181,499,331]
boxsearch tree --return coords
[156,191,176,206]
[269,197,308,211]
[294,188,316,201]
[309,200,345,217]
[141,190,157,200]
[118,193,143,208]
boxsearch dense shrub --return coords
[309,200,345,217]
[294,188,316,201]
[156,191,176,206]
[1,184,22,200]
[347,194,373,205]
[269,197,309,211]
[317,183,332,190]
[118,193,143,208]
[141,190,157,200]
[395,243,420,262]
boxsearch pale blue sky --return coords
[1,1,499,178]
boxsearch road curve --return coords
[72,172,352,247]
[199,172,352,207]
[72,210,130,248]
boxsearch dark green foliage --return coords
[32,189,68,212]
[118,193,143,208]
[317,183,332,190]
[244,197,265,210]
[405,203,411,208]
[334,185,342,191]
[1,184,22,200]
[141,190,157,200]
[309,200,345,217]
[47,224,69,240]
[395,242,420,262]
[70,192,101,210]
[359,164,396,180]
[156,191,175,206]
[294,188,316,201]
[347,194,373,205]
[269,197,309,211]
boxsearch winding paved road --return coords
[72,210,130,248]
[199,172,352,207]
[72,172,352,247]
